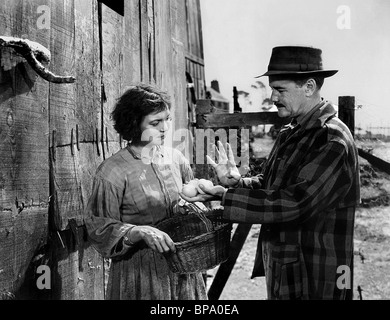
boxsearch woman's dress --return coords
[84,146,207,300]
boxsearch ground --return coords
[206,138,390,300]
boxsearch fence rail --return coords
[358,148,390,175]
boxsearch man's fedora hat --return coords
[256,46,338,78]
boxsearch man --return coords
[181,46,360,300]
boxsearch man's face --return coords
[269,79,306,118]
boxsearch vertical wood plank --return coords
[153,1,172,98]
[73,0,104,299]
[45,0,104,300]
[48,0,79,231]
[186,0,194,55]
[101,3,124,158]
[49,0,103,230]
[192,0,200,58]
[200,64,206,98]
[184,0,190,53]
[74,0,102,214]
[46,0,78,300]
[0,0,50,297]
[195,62,200,99]
[196,0,204,61]
[139,0,149,83]
[338,96,355,137]
[0,208,48,299]
[123,0,142,86]
[183,0,206,171]
[0,0,50,213]
[147,0,155,84]
[154,0,188,154]
[52,226,105,300]
[170,0,187,136]
[207,224,253,300]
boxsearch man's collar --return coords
[289,99,337,131]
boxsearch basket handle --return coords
[186,202,214,232]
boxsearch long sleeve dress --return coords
[84,145,208,300]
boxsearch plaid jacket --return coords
[222,101,360,300]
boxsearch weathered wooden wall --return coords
[185,0,205,102]
[0,0,51,300]
[0,0,202,300]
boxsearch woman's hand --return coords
[207,141,242,187]
[128,226,176,254]
[180,184,227,203]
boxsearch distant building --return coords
[237,81,269,113]
[206,80,230,113]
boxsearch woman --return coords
[84,84,207,300]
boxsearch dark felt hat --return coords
[256,46,338,78]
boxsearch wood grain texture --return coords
[43,0,104,300]
[0,0,50,211]
[139,0,149,83]
[49,0,103,231]
[0,208,48,298]
[147,0,155,83]
[170,0,188,140]
[197,111,288,128]
[182,0,207,179]
[0,0,50,297]
[49,227,104,300]
[123,0,141,86]
[73,0,103,212]
[0,0,204,300]
[48,0,78,230]
[101,3,124,158]
[184,0,203,60]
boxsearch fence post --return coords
[338,96,356,299]
[233,86,242,113]
[338,96,355,137]
[207,224,252,300]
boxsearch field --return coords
[206,137,390,300]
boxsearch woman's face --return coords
[138,108,172,146]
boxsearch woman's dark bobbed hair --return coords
[111,84,171,143]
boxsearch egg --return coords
[187,179,199,186]
[182,184,198,197]
[197,179,214,194]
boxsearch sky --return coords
[199,0,390,133]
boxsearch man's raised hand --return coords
[206,141,241,187]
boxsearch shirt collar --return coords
[127,144,162,161]
[288,99,337,132]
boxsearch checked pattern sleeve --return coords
[223,140,354,224]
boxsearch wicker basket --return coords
[156,209,231,274]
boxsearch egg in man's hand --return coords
[181,178,214,197]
